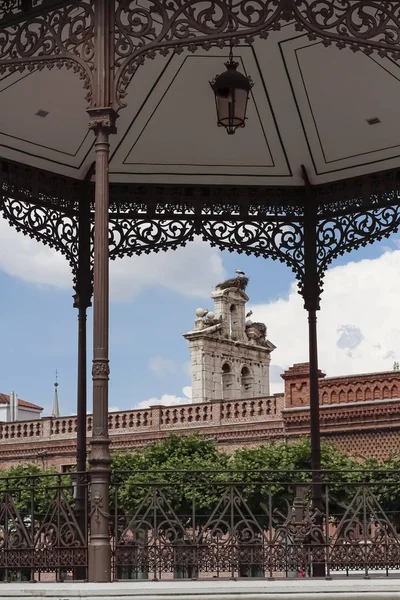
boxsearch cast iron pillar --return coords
[87,113,116,582]
[302,167,325,577]
[87,0,116,583]
[73,192,92,580]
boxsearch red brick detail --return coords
[281,363,326,408]
[281,364,400,408]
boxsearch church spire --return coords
[52,370,60,418]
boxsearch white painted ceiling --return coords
[1,24,400,186]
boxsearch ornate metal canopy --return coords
[1,0,400,581]
[1,1,400,303]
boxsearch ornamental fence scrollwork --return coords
[0,471,88,581]
[112,470,400,580]
[1,469,400,580]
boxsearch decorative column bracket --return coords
[0,159,81,288]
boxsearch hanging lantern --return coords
[210,54,253,135]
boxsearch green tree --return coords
[230,438,360,522]
[111,434,230,520]
[0,464,73,519]
[362,455,400,528]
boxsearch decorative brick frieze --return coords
[282,363,400,408]
[3,366,400,469]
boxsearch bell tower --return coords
[184,275,276,403]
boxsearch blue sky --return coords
[0,215,399,417]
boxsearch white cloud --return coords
[251,250,400,394]
[183,386,192,399]
[0,216,71,289]
[148,356,177,376]
[0,217,225,299]
[109,406,121,412]
[135,389,191,409]
[110,236,225,301]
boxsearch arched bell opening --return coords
[240,365,254,398]
[222,362,235,400]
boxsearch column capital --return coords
[73,292,92,310]
[92,359,110,380]
[87,108,118,134]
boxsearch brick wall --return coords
[282,363,400,408]
[0,394,285,469]
[3,365,400,470]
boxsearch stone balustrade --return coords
[0,395,284,443]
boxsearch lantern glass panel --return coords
[215,88,248,130]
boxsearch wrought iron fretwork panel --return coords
[1,1,400,109]
[1,197,80,284]
[114,0,400,108]
[112,470,400,580]
[107,190,305,281]
[3,159,400,303]
[0,2,71,26]
[293,1,400,57]
[0,471,88,580]
[317,204,400,287]
[0,0,94,103]
[0,160,82,287]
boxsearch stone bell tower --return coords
[183,275,276,403]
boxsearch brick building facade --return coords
[1,363,400,471]
[2,276,400,470]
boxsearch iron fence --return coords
[0,471,88,581]
[1,470,400,581]
[111,470,400,580]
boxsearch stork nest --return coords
[252,322,267,337]
[216,276,249,291]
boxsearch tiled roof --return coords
[0,393,43,411]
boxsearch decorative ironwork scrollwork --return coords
[114,0,287,108]
[1,1,400,110]
[317,204,400,285]
[114,0,400,108]
[293,1,400,57]
[109,216,197,258]
[113,471,400,579]
[0,197,80,286]
[0,1,70,25]
[108,197,305,283]
[201,219,304,281]
[0,472,88,575]
[0,0,94,103]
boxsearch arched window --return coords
[241,366,254,397]
[222,363,234,399]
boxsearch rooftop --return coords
[0,393,43,411]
